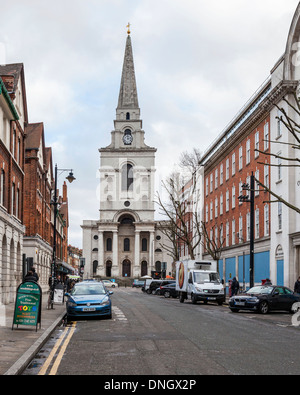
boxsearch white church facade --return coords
[81,32,173,281]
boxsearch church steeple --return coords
[117,32,140,114]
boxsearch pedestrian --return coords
[231,277,240,296]
[24,271,37,282]
[31,267,39,282]
[294,277,300,294]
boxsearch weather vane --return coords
[127,22,131,35]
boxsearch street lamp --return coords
[238,172,255,288]
[50,164,76,306]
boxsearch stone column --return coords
[112,230,119,277]
[97,230,104,276]
[149,231,155,274]
[134,230,140,277]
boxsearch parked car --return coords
[159,283,179,298]
[102,279,118,288]
[132,279,145,288]
[229,285,300,314]
[147,280,176,295]
[66,282,113,320]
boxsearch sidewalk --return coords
[0,296,66,376]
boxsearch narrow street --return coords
[23,288,300,376]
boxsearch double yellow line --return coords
[39,322,77,376]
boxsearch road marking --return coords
[38,322,76,376]
[113,306,127,321]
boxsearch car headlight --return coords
[100,298,110,306]
[247,297,259,303]
[219,289,224,294]
[195,287,203,292]
[68,301,77,307]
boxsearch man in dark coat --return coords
[294,277,300,294]
[24,271,37,282]
[231,277,240,296]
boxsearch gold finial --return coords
[127,23,131,35]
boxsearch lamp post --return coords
[50,164,76,305]
[238,172,255,289]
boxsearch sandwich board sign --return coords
[12,281,42,331]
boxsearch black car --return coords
[229,285,300,314]
[147,280,175,295]
[159,283,178,299]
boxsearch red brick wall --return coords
[204,115,271,250]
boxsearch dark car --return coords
[159,283,179,298]
[229,285,300,314]
[147,280,176,295]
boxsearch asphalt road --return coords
[23,287,300,376]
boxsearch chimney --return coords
[63,181,68,203]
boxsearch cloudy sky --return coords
[0,0,299,248]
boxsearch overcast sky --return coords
[0,0,299,248]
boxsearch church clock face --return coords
[123,130,133,145]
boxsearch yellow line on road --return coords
[38,322,76,376]
[49,322,77,375]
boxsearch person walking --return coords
[31,267,39,282]
[231,277,240,296]
[294,277,300,294]
[24,271,37,282]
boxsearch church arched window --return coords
[122,163,134,191]
[124,238,130,252]
[126,112,130,120]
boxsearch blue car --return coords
[66,282,113,320]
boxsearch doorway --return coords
[122,259,131,278]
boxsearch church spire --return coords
[117,31,139,111]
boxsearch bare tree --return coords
[255,92,300,214]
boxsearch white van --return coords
[176,260,225,305]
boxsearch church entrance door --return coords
[122,259,131,278]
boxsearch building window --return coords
[232,153,236,176]
[277,152,282,181]
[246,212,250,241]
[255,170,259,197]
[278,202,282,231]
[126,112,130,120]
[232,219,236,245]
[226,190,230,212]
[106,238,112,251]
[220,164,224,185]
[124,238,130,252]
[226,221,230,247]
[210,173,213,193]
[239,215,243,242]
[142,238,148,252]
[226,159,229,180]
[264,204,269,237]
[11,183,15,215]
[264,122,269,150]
[246,139,251,164]
[215,197,218,218]
[239,147,243,170]
[255,208,260,239]
[220,194,223,216]
[122,163,134,191]
[215,169,218,189]
[264,164,269,189]
[232,185,236,209]
[255,132,259,158]
[0,169,5,207]
[277,110,283,138]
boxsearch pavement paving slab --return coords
[0,296,66,376]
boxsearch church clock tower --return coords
[82,29,159,280]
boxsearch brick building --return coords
[23,122,53,291]
[0,64,27,304]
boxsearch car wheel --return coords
[164,291,171,298]
[179,293,185,303]
[259,301,269,314]
[146,289,151,294]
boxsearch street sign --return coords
[12,281,42,331]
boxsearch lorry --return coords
[176,260,225,305]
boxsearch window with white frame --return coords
[255,170,259,196]
[246,212,250,241]
[220,163,224,185]
[226,221,230,247]
[232,153,236,176]
[210,201,213,221]
[239,181,243,205]
[278,201,282,231]
[226,158,229,180]
[239,146,243,170]
[277,110,283,138]
[264,122,269,150]
[232,219,236,245]
[220,193,223,215]
[264,164,269,188]
[239,215,243,242]
[206,204,209,223]
[215,169,218,189]
[277,152,282,181]
[0,169,4,206]
[255,131,259,158]
[215,197,218,218]
[255,208,260,239]
[206,178,208,196]
[246,139,251,164]
[264,204,269,236]
[210,173,213,193]
[232,185,236,209]
[226,190,230,212]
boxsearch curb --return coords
[3,311,66,376]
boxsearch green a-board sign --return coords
[12,281,42,331]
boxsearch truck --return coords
[176,260,225,305]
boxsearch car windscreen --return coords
[193,272,221,284]
[71,284,107,296]
[246,286,273,295]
